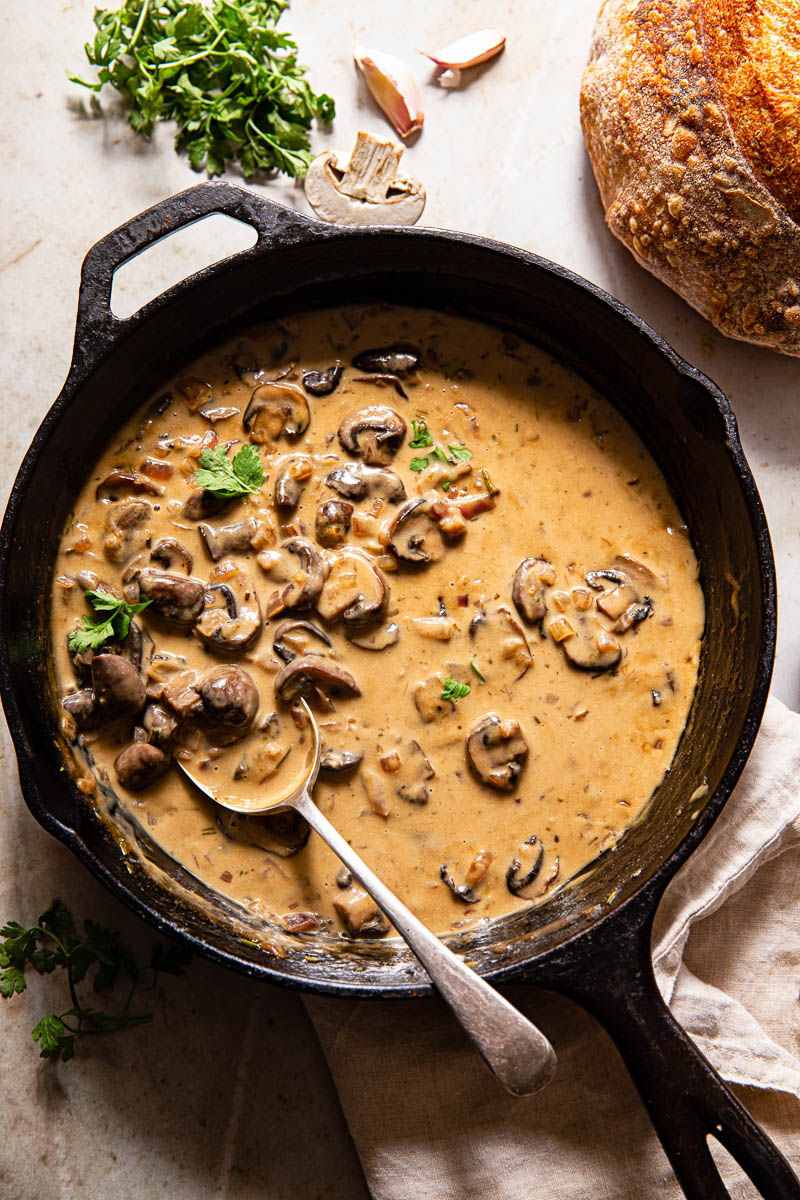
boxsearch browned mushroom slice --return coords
[150,537,193,574]
[243,381,310,442]
[324,462,406,503]
[413,673,454,722]
[195,570,263,654]
[123,620,155,683]
[302,362,343,396]
[346,621,400,651]
[468,605,532,684]
[320,748,363,774]
[198,665,259,730]
[388,499,446,566]
[439,865,480,904]
[198,518,258,563]
[182,489,232,521]
[274,457,313,510]
[352,344,420,376]
[137,569,205,627]
[506,836,545,896]
[512,558,554,624]
[142,702,180,749]
[263,538,327,615]
[92,653,147,718]
[316,549,389,627]
[96,470,163,501]
[274,655,360,703]
[174,376,214,411]
[555,615,621,672]
[103,500,152,565]
[273,619,333,663]
[115,742,171,791]
[217,809,310,857]
[466,713,529,791]
[62,688,98,731]
[315,499,353,548]
[333,886,389,936]
[395,740,435,805]
[338,406,407,466]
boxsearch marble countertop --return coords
[2,2,798,1195]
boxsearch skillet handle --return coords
[74,181,317,358]
[555,915,799,1200]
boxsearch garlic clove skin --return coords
[437,68,462,89]
[354,46,424,139]
[422,28,506,70]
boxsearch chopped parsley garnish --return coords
[1,899,190,1063]
[68,590,152,655]
[441,480,452,491]
[481,467,499,496]
[194,443,264,498]
[448,444,473,463]
[410,456,431,472]
[409,418,433,448]
[441,677,470,701]
[408,429,472,480]
[469,657,486,682]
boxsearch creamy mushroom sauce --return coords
[52,305,704,939]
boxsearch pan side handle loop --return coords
[73,181,321,361]
[547,913,800,1200]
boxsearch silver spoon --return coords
[177,698,557,1096]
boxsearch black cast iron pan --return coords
[0,183,796,1200]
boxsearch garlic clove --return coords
[354,46,424,139]
[422,28,506,70]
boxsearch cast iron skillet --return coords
[0,183,796,1200]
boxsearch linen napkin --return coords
[304,694,800,1198]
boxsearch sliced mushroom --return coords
[388,499,446,566]
[320,748,363,774]
[263,538,327,615]
[273,619,332,663]
[243,381,310,443]
[217,808,310,857]
[137,569,205,627]
[96,470,163,501]
[142,702,180,749]
[346,621,400,651]
[395,740,435,805]
[274,655,360,703]
[198,518,258,563]
[413,673,454,722]
[324,463,406,504]
[512,558,554,624]
[506,836,545,896]
[198,665,259,730]
[338,406,406,466]
[61,688,98,731]
[91,654,146,718]
[467,713,529,791]
[316,549,389,628]
[150,537,193,574]
[195,569,263,655]
[302,362,343,396]
[103,500,152,565]
[439,865,479,904]
[304,132,425,227]
[352,373,408,399]
[557,615,622,672]
[468,606,532,685]
[114,742,171,791]
[333,886,389,936]
[352,345,420,376]
[315,499,353,548]
[123,619,155,683]
[274,458,312,510]
[182,489,232,521]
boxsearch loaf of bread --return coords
[580,0,800,355]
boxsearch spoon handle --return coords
[293,790,557,1096]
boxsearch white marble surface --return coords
[1,1,798,1196]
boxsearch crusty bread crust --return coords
[581,0,800,355]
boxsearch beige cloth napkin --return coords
[305,695,800,1198]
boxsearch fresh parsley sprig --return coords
[194,443,264,498]
[441,677,470,701]
[68,590,152,655]
[70,0,335,179]
[1,900,190,1062]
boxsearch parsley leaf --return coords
[67,591,152,655]
[1,899,191,1063]
[409,418,433,449]
[409,456,431,472]
[195,443,264,499]
[70,0,335,179]
[441,677,471,701]
[448,444,473,463]
[469,657,486,682]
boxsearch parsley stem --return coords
[127,0,151,53]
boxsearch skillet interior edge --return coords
[0,206,776,995]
